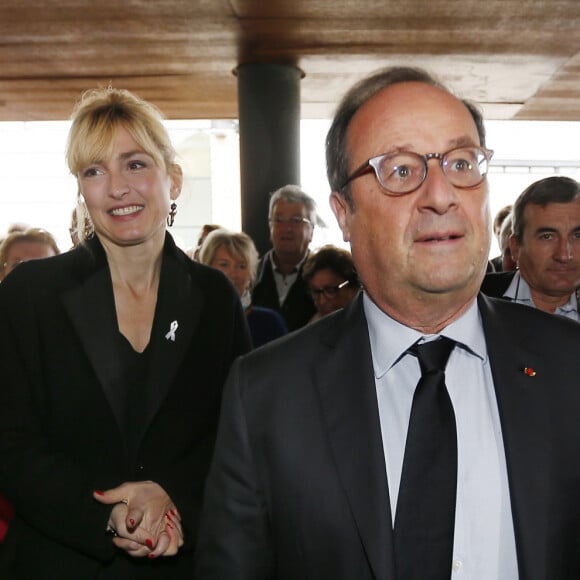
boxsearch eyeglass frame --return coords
[269,216,312,227]
[309,279,350,300]
[340,146,494,196]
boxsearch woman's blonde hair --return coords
[66,86,177,176]
[198,229,259,287]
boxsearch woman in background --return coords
[0,227,60,280]
[0,87,250,578]
[190,223,222,261]
[199,228,288,347]
[302,244,361,322]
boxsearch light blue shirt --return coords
[364,293,518,579]
[504,270,579,321]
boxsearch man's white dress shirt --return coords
[364,294,519,578]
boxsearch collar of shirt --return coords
[363,292,487,379]
[504,270,578,317]
[268,249,310,306]
[268,248,309,276]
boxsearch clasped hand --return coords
[94,480,183,558]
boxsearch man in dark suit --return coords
[482,176,580,320]
[195,67,580,579]
[251,184,319,330]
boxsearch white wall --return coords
[0,119,578,258]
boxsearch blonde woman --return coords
[199,229,288,347]
[0,88,250,578]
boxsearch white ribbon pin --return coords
[165,320,179,342]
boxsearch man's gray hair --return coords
[268,184,325,227]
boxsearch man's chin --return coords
[545,286,577,298]
[417,270,481,297]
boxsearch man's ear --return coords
[306,221,314,244]
[330,191,351,242]
[508,234,519,264]
[169,164,183,200]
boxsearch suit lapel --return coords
[314,296,395,579]
[479,294,550,580]
[316,294,552,579]
[61,244,126,430]
[138,247,201,440]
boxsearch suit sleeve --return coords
[0,275,116,561]
[194,357,274,579]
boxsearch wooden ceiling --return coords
[1,0,579,122]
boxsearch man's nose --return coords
[420,160,459,214]
[555,238,573,261]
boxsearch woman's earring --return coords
[83,218,94,240]
[167,202,177,227]
[75,198,94,241]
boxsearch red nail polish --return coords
[148,553,156,559]
[167,522,174,529]
[94,490,105,496]
[129,518,135,527]
[145,539,153,548]
[169,509,176,517]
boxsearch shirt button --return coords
[452,559,463,572]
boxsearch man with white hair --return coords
[251,184,319,330]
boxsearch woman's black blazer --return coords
[0,233,251,579]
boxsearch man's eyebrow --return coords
[447,136,479,148]
[368,136,481,159]
[535,227,558,234]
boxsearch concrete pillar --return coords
[236,63,303,255]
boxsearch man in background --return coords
[251,184,320,330]
[489,204,512,271]
[481,175,580,319]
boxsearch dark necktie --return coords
[394,337,457,580]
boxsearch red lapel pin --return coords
[523,367,536,377]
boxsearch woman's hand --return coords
[94,481,184,557]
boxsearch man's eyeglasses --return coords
[341,146,494,196]
[269,217,312,227]
[309,280,350,300]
